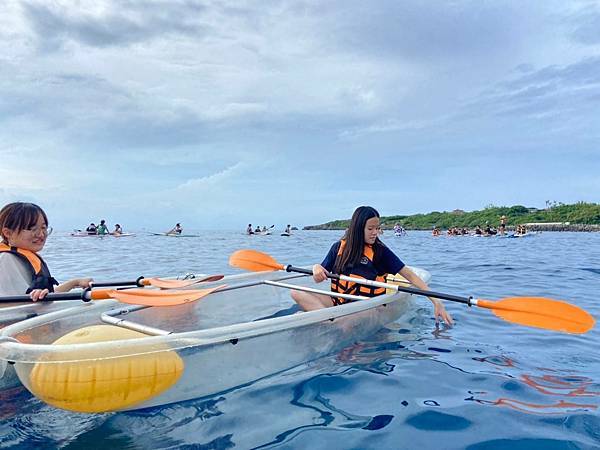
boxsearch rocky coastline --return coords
[517,223,600,232]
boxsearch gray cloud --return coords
[462,56,600,121]
[310,0,530,64]
[21,0,212,50]
[570,4,600,45]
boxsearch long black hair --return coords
[333,206,383,273]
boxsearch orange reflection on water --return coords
[490,397,597,414]
[470,355,599,414]
[521,374,600,397]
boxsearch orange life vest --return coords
[330,240,387,305]
[0,243,58,293]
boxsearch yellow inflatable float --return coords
[29,325,184,413]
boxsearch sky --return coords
[1,0,599,231]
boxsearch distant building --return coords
[451,209,465,215]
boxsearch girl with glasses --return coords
[0,202,92,301]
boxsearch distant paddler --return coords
[86,223,97,235]
[281,224,292,236]
[394,223,406,236]
[112,224,123,235]
[287,206,453,326]
[0,202,93,301]
[167,223,182,235]
[484,221,497,236]
[515,224,527,236]
[96,219,109,235]
[246,224,254,235]
[499,215,507,235]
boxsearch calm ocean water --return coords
[1,230,599,449]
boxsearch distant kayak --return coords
[150,232,201,238]
[506,233,537,239]
[70,232,135,238]
[281,232,291,237]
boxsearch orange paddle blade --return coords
[89,290,113,300]
[477,297,595,334]
[143,274,225,289]
[100,285,226,306]
[229,249,285,272]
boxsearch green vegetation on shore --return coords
[304,202,600,230]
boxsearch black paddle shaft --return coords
[0,290,89,303]
[91,276,145,288]
[285,265,472,305]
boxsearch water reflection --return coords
[468,354,599,414]
[253,372,396,449]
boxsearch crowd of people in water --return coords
[431,216,528,236]
[246,224,292,235]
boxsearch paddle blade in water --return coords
[145,274,224,289]
[107,286,225,306]
[229,249,284,272]
[477,297,595,334]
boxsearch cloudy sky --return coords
[1,0,599,230]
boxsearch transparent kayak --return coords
[0,267,429,413]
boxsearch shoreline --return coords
[304,224,600,232]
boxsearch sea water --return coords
[0,230,598,449]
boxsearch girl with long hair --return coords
[291,206,453,326]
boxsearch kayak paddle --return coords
[0,285,225,307]
[229,249,595,334]
[91,274,224,289]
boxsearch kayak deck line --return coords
[97,276,372,339]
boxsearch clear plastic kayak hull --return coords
[0,268,429,412]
